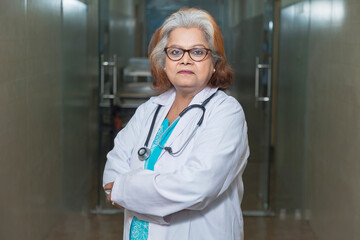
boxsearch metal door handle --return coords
[100,54,118,99]
[255,57,272,102]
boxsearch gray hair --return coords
[152,9,222,68]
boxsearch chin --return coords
[174,84,205,93]
[175,79,197,86]
[172,80,196,88]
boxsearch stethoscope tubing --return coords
[144,105,162,147]
[138,91,218,160]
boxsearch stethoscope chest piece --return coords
[138,147,151,161]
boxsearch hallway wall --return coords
[0,0,98,239]
[305,0,360,239]
[277,0,360,239]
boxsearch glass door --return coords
[228,0,274,214]
[95,0,148,213]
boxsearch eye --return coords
[168,48,183,56]
[191,48,206,56]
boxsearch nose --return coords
[180,51,193,64]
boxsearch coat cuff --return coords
[110,171,132,206]
[110,169,150,210]
[111,169,172,225]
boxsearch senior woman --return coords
[103,8,249,240]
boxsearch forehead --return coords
[167,27,209,47]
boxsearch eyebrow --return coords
[168,44,208,48]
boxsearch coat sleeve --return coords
[102,102,147,187]
[110,96,249,217]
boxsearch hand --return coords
[103,182,124,209]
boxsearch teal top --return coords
[129,118,179,240]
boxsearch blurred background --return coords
[0,0,359,239]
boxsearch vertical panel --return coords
[0,0,63,239]
[228,0,273,211]
[109,0,135,67]
[62,0,99,210]
[0,0,99,238]
[277,0,360,238]
[306,0,360,239]
[275,1,310,212]
[25,0,63,238]
[0,1,28,239]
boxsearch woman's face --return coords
[164,27,214,96]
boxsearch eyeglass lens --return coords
[165,48,209,62]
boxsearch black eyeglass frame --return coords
[164,47,212,62]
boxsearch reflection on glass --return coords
[63,0,87,10]
[269,21,273,30]
[310,1,344,24]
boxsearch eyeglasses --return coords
[164,47,211,62]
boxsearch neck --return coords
[165,89,199,123]
[171,95,192,116]
[174,93,193,105]
[173,88,201,109]
[174,87,204,104]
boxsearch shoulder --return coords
[200,90,247,130]
[209,90,244,117]
[197,90,248,142]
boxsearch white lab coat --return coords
[103,87,249,240]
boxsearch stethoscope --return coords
[138,91,217,161]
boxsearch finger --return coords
[112,202,124,209]
[115,203,124,209]
[107,192,112,202]
[104,182,114,190]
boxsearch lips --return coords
[178,70,194,74]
